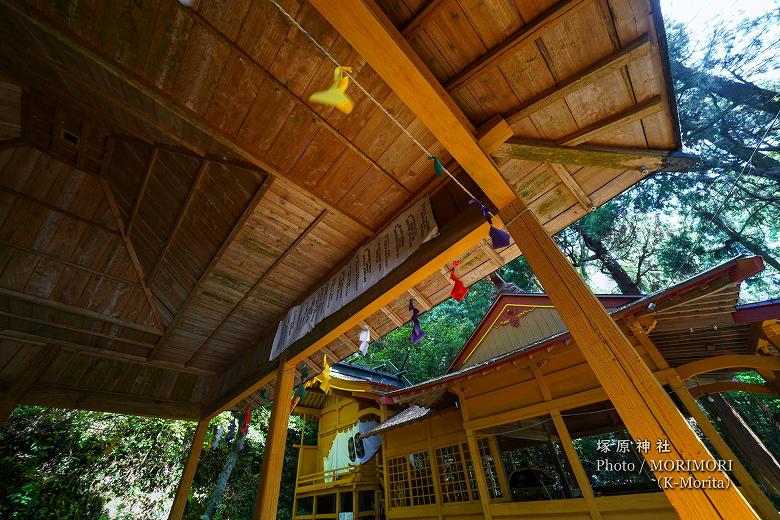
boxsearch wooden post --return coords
[671,380,779,519]
[500,199,759,518]
[465,430,494,520]
[252,360,296,520]
[168,419,209,520]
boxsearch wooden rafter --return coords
[548,163,593,210]
[0,329,214,377]
[558,96,663,146]
[126,147,159,235]
[400,0,445,35]
[407,286,431,311]
[0,185,120,235]
[0,287,162,335]
[185,209,328,368]
[99,176,166,332]
[0,5,375,238]
[0,239,140,287]
[382,306,405,327]
[148,176,275,361]
[495,138,698,172]
[0,344,58,422]
[504,34,652,126]
[0,310,156,350]
[147,156,210,284]
[444,0,590,92]
[480,239,504,267]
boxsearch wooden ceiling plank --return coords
[444,0,590,92]
[504,34,651,126]
[558,96,663,146]
[0,3,373,238]
[184,209,328,368]
[185,5,413,199]
[0,286,161,335]
[381,305,405,327]
[480,239,504,268]
[495,138,697,172]
[0,343,58,420]
[400,0,446,36]
[549,163,593,210]
[99,176,166,332]
[407,286,432,311]
[147,157,210,284]
[147,176,275,362]
[126,147,158,235]
[0,329,214,377]
[0,185,119,235]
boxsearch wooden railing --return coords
[297,464,383,490]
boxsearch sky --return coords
[659,0,777,31]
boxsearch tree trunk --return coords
[203,413,248,519]
[575,224,642,293]
[700,393,780,499]
[696,209,780,271]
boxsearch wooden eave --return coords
[0,0,692,419]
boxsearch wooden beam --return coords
[0,136,27,150]
[688,381,772,399]
[495,137,698,172]
[0,5,374,238]
[127,147,158,235]
[168,419,209,520]
[205,207,488,417]
[100,177,165,332]
[0,287,162,335]
[0,329,214,377]
[500,198,758,518]
[480,239,504,267]
[252,360,296,520]
[147,157,209,284]
[444,0,590,92]
[0,185,120,235]
[477,115,513,154]
[671,379,779,519]
[184,209,327,367]
[148,177,274,362]
[676,355,780,381]
[309,0,516,208]
[400,0,445,36]
[558,97,663,146]
[0,344,58,424]
[0,239,141,287]
[504,35,652,126]
[0,310,156,350]
[549,163,593,210]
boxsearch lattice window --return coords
[409,450,436,505]
[435,443,480,503]
[478,438,504,498]
[387,456,411,508]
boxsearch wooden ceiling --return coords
[0,0,691,419]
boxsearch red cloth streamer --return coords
[241,404,252,433]
[449,261,468,302]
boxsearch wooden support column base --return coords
[252,360,296,520]
[499,198,758,519]
[168,419,209,520]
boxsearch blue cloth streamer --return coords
[469,199,510,249]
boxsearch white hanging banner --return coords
[270,197,438,360]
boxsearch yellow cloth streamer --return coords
[309,66,354,114]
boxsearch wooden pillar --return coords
[500,199,758,519]
[252,361,296,520]
[168,419,209,520]
[465,430,494,520]
[671,380,779,519]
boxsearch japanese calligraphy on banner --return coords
[270,197,438,360]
